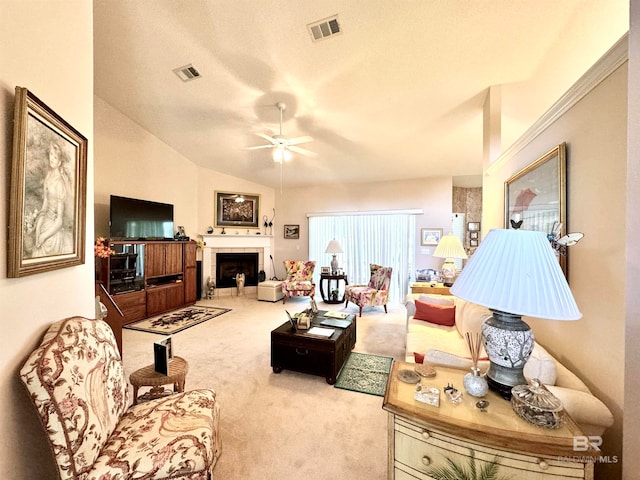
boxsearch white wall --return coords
[0,2,95,477]
[483,60,627,479]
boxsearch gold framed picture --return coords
[8,87,88,277]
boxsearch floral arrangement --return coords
[94,237,115,258]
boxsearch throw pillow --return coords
[523,344,558,386]
[418,294,454,306]
[414,300,456,326]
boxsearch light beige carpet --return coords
[121,295,406,479]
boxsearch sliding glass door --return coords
[308,213,415,303]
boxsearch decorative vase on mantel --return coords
[463,367,488,398]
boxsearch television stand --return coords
[96,240,197,324]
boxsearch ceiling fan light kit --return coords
[273,147,291,163]
[247,102,316,162]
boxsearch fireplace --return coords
[216,252,259,288]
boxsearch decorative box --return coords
[296,314,311,330]
[511,379,565,429]
[414,384,440,406]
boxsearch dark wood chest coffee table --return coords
[271,311,356,384]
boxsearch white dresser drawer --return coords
[394,417,587,479]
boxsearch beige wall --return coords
[0,1,95,477]
[272,177,454,280]
[94,96,276,242]
[625,1,640,477]
[483,61,627,478]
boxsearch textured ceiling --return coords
[93,0,627,189]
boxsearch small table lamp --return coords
[433,233,468,286]
[325,240,344,274]
[450,228,581,399]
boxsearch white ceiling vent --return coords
[173,64,201,82]
[307,15,341,42]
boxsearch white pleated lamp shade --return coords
[450,229,581,320]
[433,233,468,259]
[325,240,344,254]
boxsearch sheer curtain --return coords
[308,212,416,303]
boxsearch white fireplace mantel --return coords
[201,234,275,290]
[202,234,273,249]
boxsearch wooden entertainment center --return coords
[96,240,197,324]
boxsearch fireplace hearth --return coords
[216,252,259,288]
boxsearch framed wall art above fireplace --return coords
[215,191,260,228]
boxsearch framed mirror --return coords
[504,142,567,274]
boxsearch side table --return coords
[383,361,594,479]
[129,356,189,405]
[319,273,349,304]
[410,282,451,295]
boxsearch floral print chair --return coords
[345,264,393,317]
[281,260,316,304]
[19,316,221,480]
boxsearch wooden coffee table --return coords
[270,312,356,384]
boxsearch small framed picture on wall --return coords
[469,231,478,240]
[284,224,299,239]
[468,222,480,231]
[470,239,479,247]
[420,228,443,246]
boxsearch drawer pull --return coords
[421,430,431,439]
[537,459,550,470]
[421,456,431,466]
[295,348,309,356]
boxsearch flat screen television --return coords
[110,195,174,240]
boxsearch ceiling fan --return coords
[247,102,316,162]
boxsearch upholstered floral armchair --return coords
[281,260,316,303]
[345,264,393,317]
[19,316,221,480]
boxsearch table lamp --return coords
[450,228,581,399]
[325,240,343,274]
[433,232,468,286]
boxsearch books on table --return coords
[324,311,349,319]
[307,327,335,337]
[319,318,351,329]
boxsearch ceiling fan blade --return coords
[255,132,278,145]
[247,144,276,150]
[287,136,313,146]
[288,145,318,157]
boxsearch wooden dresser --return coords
[410,283,451,295]
[382,361,595,480]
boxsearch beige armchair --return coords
[19,316,221,480]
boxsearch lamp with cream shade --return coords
[450,228,581,399]
[432,232,468,286]
[325,240,344,274]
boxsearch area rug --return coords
[334,352,394,397]
[123,306,231,335]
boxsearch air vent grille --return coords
[173,64,201,82]
[308,15,341,42]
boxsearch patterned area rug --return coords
[123,306,231,335]
[335,352,394,397]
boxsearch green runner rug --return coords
[335,352,394,397]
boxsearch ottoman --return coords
[258,280,284,302]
